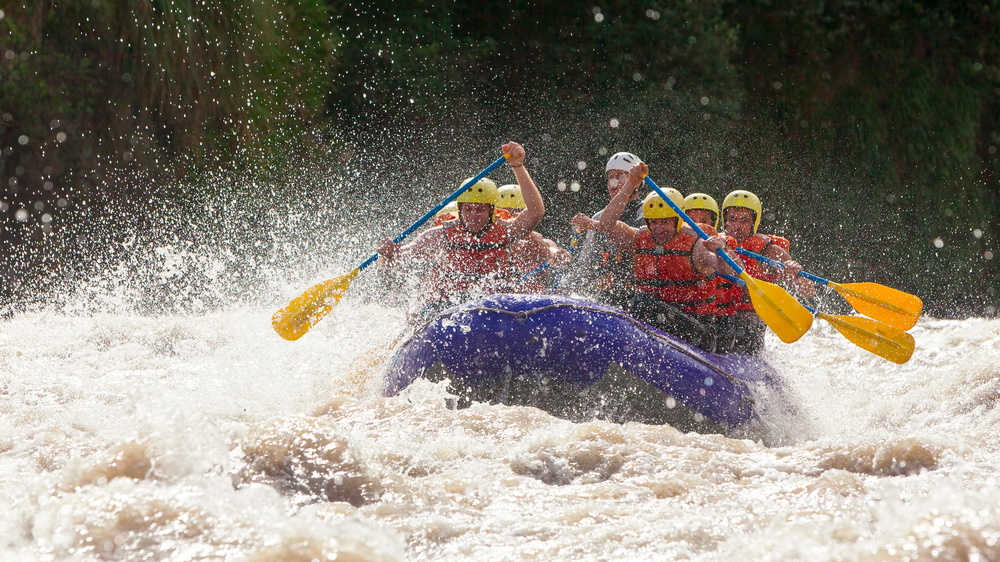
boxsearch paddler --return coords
[683,193,740,354]
[597,162,737,351]
[558,151,645,309]
[720,190,813,355]
[499,184,571,292]
[376,142,544,320]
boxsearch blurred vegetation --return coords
[1,0,998,316]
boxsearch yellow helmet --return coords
[721,190,762,234]
[497,184,526,209]
[456,177,499,206]
[642,188,686,232]
[683,193,720,230]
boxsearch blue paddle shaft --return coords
[719,272,745,286]
[733,248,828,286]
[358,154,509,271]
[641,176,745,276]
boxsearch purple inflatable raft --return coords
[384,294,787,433]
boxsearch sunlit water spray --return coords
[5,132,1000,560]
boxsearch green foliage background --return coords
[1,0,998,316]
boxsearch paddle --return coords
[272,154,511,341]
[809,305,915,364]
[733,247,922,331]
[718,272,912,363]
[643,176,813,343]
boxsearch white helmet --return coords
[605,151,641,173]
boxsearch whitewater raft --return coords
[383,294,787,433]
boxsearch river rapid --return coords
[3,272,1000,561]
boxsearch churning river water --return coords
[3,268,1000,561]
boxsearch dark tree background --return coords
[1,0,998,316]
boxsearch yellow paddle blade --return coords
[271,268,360,341]
[740,272,814,343]
[828,281,922,332]
[818,312,915,364]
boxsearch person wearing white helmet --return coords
[376,141,545,321]
[558,151,647,309]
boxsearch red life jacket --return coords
[431,220,513,298]
[687,223,726,316]
[633,228,708,315]
[730,233,791,312]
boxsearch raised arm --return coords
[505,141,545,242]
[597,162,647,251]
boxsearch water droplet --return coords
[933,238,944,248]
[974,62,983,71]
[43,181,53,191]
[598,147,607,156]
[557,181,567,192]
[773,81,783,90]
[594,13,604,22]
[570,181,581,192]
[41,214,52,223]
[4,51,13,60]
[632,72,642,82]
[609,118,619,128]
[576,161,587,170]
[17,135,28,145]
[729,148,738,157]
[14,209,28,222]
[985,250,994,260]
[974,229,983,239]
[688,36,697,44]
[56,132,67,142]
[122,72,131,82]
[700,96,709,105]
